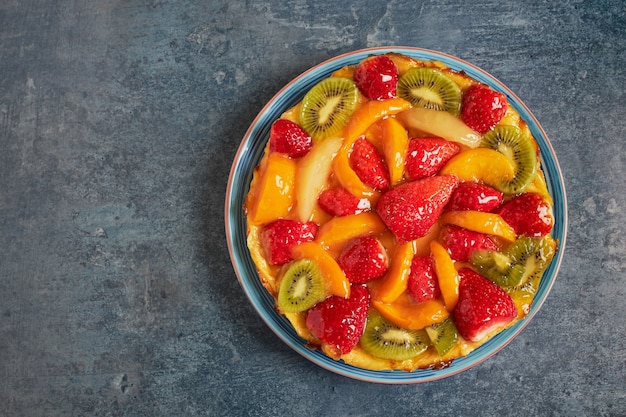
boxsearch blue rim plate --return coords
[225,47,568,384]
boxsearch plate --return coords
[225,47,567,384]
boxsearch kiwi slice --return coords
[425,318,459,356]
[397,67,462,115]
[471,236,557,289]
[360,310,429,361]
[299,77,358,141]
[481,125,537,194]
[277,259,325,313]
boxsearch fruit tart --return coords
[243,52,559,372]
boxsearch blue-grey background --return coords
[0,1,624,416]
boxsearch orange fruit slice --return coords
[372,293,449,330]
[439,147,515,188]
[291,242,350,298]
[440,210,517,242]
[430,240,459,311]
[370,241,414,303]
[315,212,387,250]
[248,153,297,225]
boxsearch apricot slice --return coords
[372,293,449,330]
[370,241,414,303]
[380,117,409,186]
[397,107,482,148]
[248,153,297,225]
[291,242,350,298]
[440,210,517,242]
[439,147,515,188]
[315,212,387,250]
[430,240,459,311]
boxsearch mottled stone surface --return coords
[0,1,624,416]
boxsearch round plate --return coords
[225,47,567,384]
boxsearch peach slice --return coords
[291,242,350,298]
[248,153,297,225]
[439,147,515,188]
[380,117,409,186]
[370,241,414,303]
[440,210,517,242]
[397,107,482,148]
[430,240,459,311]
[315,212,387,250]
[372,293,449,330]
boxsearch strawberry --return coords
[461,85,508,134]
[407,255,441,303]
[453,268,517,342]
[445,181,504,212]
[259,219,318,265]
[376,175,459,241]
[353,55,399,100]
[337,236,389,283]
[269,119,313,158]
[350,137,390,190]
[305,284,371,356]
[405,137,461,180]
[495,193,554,237]
[440,225,499,262]
[318,187,370,217]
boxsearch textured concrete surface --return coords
[0,1,624,416]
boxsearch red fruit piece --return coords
[495,193,554,237]
[461,85,508,134]
[453,268,517,342]
[350,137,390,190]
[259,219,318,265]
[445,181,504,212]
[353,55,399,100]
[269,119,313,158]
[318,187,370,217]
[337,236,389,283]
[376,175,459,241]
[440,225,498,262]
[405,137,461,180]
[407,255,441,303]
[306,284,371,356]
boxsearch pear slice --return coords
[398,107,482,148]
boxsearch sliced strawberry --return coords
[495,193,554,237]
[376,175,459,241]
[353,55,399,100]
[269,119,313,158]
[440,225,499,262]
[259,219,318,265]
[405,137,461,180]
[453,268,517,342]
[318,187,370,217]
[461,85,508,134]
[350,137,390,190]
[445,181,504,212]
[337,236,389,283]
[306,284,371,356]
[407,255,441,303]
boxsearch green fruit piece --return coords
[277,259,326,313]
[360,310,430,361]
[299,77,358,141]
[481,125,537,194]
[425,318,459,356]
[397,67,462,115]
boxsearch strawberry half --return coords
[440,225,499,262]
[306,284,371,356]
[337,236,389,283]
[353,55,399,100]
[259,219,318,265]
[495,193,554,237]
[405,137,461,180]
[407,255,441,303]
[453,268,517,342]
[350,137,390,190]
[445,181,504,212]
[461,85,508,134]
[318,187,370,217]
[269,119,313,158]
[376,175,459,241]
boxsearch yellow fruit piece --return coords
[316,212,387,250]
[386,52,420,75]
[439,147,515,188]
[381,117,409,186]
[430,241,459,311]
[332,65,355,79]
[370,241,414,303]
[248,153,297,225]
[372,293,449,330]
[291,242,350,298]
[440,210,517,242]
[524,169,554,206]
[397,107,482,148]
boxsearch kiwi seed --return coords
[277,259,325,313]
[425,318,459,356]
[360,310,429,361]
[397,67,462,115]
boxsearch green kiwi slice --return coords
[277,259,325,313]
[299,77,358,141]
[360,310,429,361]
[471,236,557,289]
[397,67,462,115]
[425,318,459,356]
[481,125,537,194]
